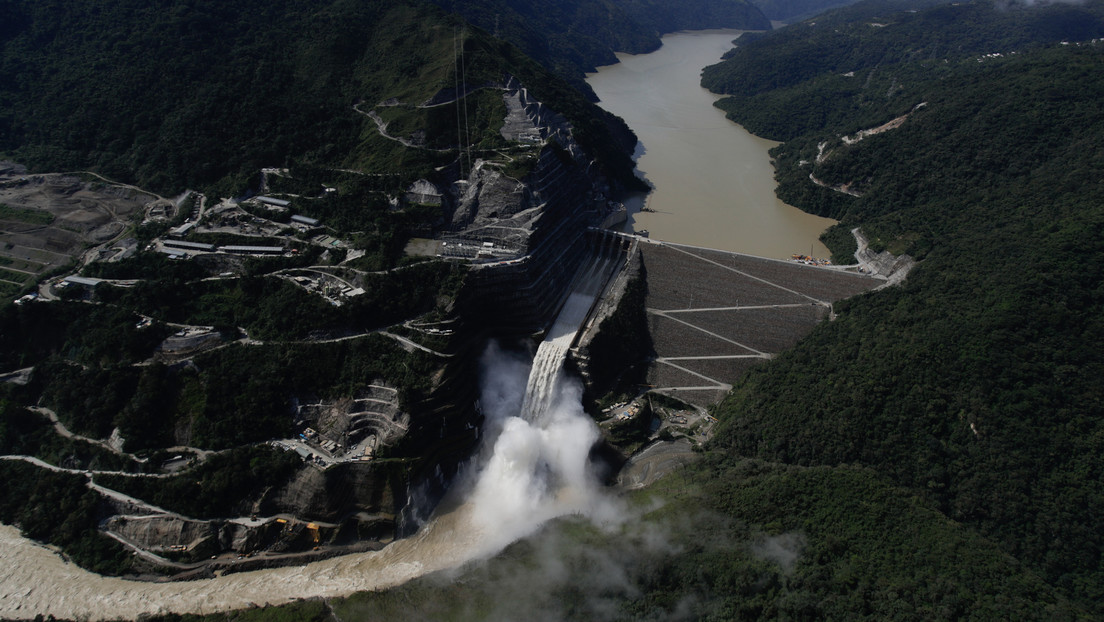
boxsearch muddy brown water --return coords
[0,505,491,619]
[586,30,835,259]
[1,30,837,620]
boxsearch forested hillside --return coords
[614,0,770,37]
[747,0,859,22]
[427,0,659,84]
[0,0,642,195]
[429,0,770,90]
[0,0,652,581]
[5,0,1104,618]
[694,0,1104,613]
[136,2,1104,618]
[703,0,1104,140]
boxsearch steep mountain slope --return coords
[614,0,771,36]
[749,0,897,24]
[430,0,770,91]
[5,0,1102,617]
[0,0,772,195]
[428,0,658,82]
[161,2,1104,618]
[698,0,1104,612]
[0,0,648,578]
[703,0,1104,140]
[0,0,641,195]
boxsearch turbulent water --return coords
[471,250,621,544]
[462,342,622,555]
[0,253,623,620]
[520,254,617,421]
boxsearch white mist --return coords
[463,341,621,557]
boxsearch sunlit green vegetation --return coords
[0,0,644,196]
[699,0,1104,613]
[377,89,509,150]
[0,202,54,225]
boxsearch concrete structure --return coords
[634,239,880,407]
[63,275,103,287]
[290,214,320,227]
[163,239,215,252]
[169,222,196,236]
[257,196,291,208]
[404,180,443,206]
[221,245,284,255]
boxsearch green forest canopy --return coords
[2,0,1104,617]
[0,0,642,195]
[697,0,1104,613]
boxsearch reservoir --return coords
[586,30,835,259]
[0,32,844,622]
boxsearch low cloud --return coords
[751,532,807,574]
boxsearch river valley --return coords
[1,31,842,622]
[586,30,835,259]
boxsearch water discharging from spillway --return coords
[520,253,617,421]
[0,252,626,620]
[463,250,622,551]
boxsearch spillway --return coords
[0,234,630,622]
[520,252,618,422]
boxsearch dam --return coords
[0,38,884,619]
[558,231,881,410]
[467,219,880,414]
[0,227,884,621]
[632,238,878,407]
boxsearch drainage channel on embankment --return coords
[567,229,881,411]
[0,234,881,621]
[630,238,881,408]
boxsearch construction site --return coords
[0,164,169,295]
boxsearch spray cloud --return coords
[460,340,623,558]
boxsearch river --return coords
[586,30,835,259]
[0,31,836,622]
